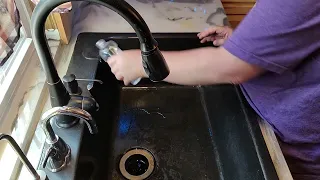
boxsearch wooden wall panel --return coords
[222,0,256,28]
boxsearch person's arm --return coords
[160,47,264,85]
[107,47,264,86]
[108,0,320,86]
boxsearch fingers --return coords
[213,39,226,46]
[200,36,227,44]
[110,66,119,75]
[106,57,122,80]
[107,62,128,85]
[123,80,130,86]
[107,57,116,67]
[105,52,138,86]
[200,36,215,43]
[197,26,233,45]
[110,66,123,81]
[115,73,123,81]
[197,26,219,39]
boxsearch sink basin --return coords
[68,33,278,180]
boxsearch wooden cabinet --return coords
[221,0,256,28]
[28,0,72,44]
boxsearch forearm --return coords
[161,47,259,85]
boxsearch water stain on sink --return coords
[139,108,166,119]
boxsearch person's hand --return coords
[107,50,147,85]
[197,26,233,46]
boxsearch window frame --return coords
[0,0,37,179]
[16,0,32,38]
[0,0,71,179]
[0,0,34,133]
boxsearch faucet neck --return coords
[41,106,97,140]
[31,0,169,107]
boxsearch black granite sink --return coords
[68,33,278,180]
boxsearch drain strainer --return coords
[119,148,155,180]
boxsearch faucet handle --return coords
[75,78,103,91]
[40,135,71,172]
[42,147,56,169]
[42,106,98,135]
[75,78,103,84]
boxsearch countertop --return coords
[72,0,228,34]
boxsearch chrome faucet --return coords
[0,134,41,180]
[31,0,170,110]
[40,106,98,172]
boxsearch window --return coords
[0,0,37,179]
[0,0,75,178]
[0,0,70,178]
[0,0,32,103]
[0,0,22,88]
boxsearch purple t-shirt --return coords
[223,0,320,179]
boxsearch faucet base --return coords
[42,136,72,173]
[47,145,71,173]
[53,115,79,128]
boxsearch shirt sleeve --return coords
[223,0,320,74]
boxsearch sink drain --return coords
[119,148,155,180]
